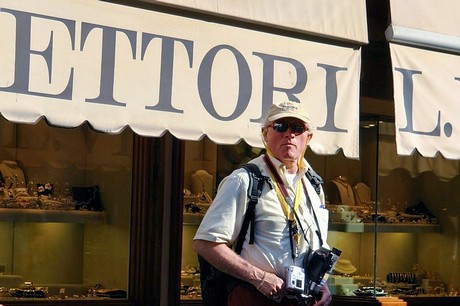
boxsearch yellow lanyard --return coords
[272,179,302,246]
[273,178,301,220]
[263,155,304,248]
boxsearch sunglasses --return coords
[269,122,308,134]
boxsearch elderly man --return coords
[194,101,332,306]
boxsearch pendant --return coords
[290,220,301,245]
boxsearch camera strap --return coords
[300,179,324,247]
[263,155,307,260]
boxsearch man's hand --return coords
[312,283,332,306]
[255,271,285,302]
[194,240,288,302]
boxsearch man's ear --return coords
[305,132,313,145]
[261,128,268,142]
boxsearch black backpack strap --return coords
[305,167,323,195]
[234,163,271,254]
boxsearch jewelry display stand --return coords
[191,170,213,196]
[0,160,26,188]
[329,176,355,206]
[353,182,371,206]
[184,170,214,224]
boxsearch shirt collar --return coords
[265,154,309,180]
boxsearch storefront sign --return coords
[387,0,460,159]
[390,44,460,159]
[0,0,363,158]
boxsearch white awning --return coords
[386,0,460,159]
[145,0,369,44]
[0,0,366,158]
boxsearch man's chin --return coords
[280,156,298,164]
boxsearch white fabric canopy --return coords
[387,0,460,159]
[0,0,366,158]
[147,0,369,44]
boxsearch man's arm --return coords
[193,239,284,297]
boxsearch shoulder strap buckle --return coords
[306,167,323,195]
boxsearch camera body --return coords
[286,265,305,293]
[285,246,342,305]
[304,247,342,296]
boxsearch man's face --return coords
[263,117,312,164]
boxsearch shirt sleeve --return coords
[193,169,250,245]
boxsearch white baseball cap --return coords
[265,101,311,125]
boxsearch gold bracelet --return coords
[256,271,267,290]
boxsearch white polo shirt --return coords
[194,154,329,278]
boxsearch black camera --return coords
[285,247,342,306]
[304,247,342,296]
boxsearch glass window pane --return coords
[0,117,132,300]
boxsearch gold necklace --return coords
[194,171,211,193]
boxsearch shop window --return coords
[180,121,459,305]
[0,117,132,300]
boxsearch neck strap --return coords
[264,155,304,259]
[264,155,324,257]
[301,180,324,247]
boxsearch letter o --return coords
[198,45,252,121]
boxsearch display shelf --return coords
[0,299,131,306]
[182,217,443,233]
[329,222,441,233]
[0,208,109,223]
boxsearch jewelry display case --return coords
[0,117,132,304]
[180,119,460,306]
